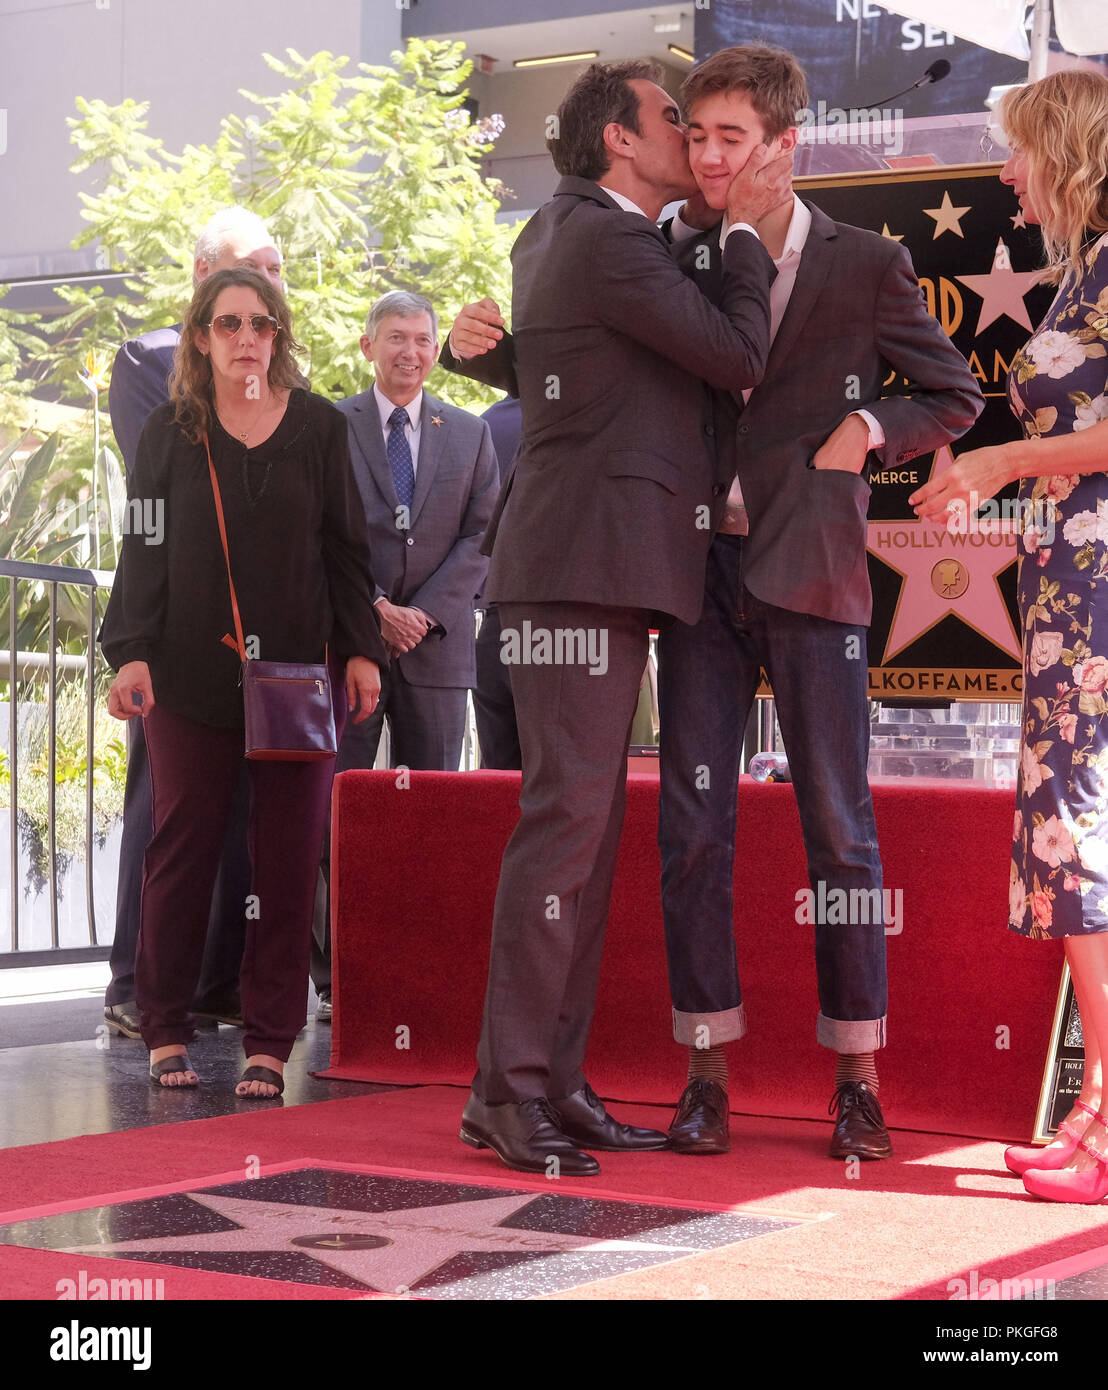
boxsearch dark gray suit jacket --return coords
[439,175,777,626]
[673,202,984,626]
[107,326,181,474]
[337,388,498,688]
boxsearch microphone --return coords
[862,59,952,110]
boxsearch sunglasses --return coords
[205,314,282,339]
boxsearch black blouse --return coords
[100,388,388,729]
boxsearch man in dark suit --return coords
[335,291,498,772]
[441,59,791,1176]
[473,396,522,770]
[655,47,983,1159]
[446,47,984,1166]
[103,207,282,1038]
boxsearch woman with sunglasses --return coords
[101,267,388,1099]
[912,69,1108,1201]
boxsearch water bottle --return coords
[748,752,791,783]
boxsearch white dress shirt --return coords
[596,186,650,219]
[599,184,760,241]
[374,382,424,475]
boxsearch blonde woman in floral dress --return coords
[912,68,1108,1203]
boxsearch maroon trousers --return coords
[136,693,345,1061]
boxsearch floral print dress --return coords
[1009,231,1108,939]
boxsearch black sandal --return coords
[236,1065,284,1099]
[149,1052,198,1087]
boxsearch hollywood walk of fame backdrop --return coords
[0,1164,808,1301]
[792,163,1058,702]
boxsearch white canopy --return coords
[873,0,1108,59]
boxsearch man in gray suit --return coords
[335,291,498,771]
[310,292,499,1016]
[442,60,791,1176]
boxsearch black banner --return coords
[695,0,1027,118]
[797,163,1055,701]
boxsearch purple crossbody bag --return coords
[204,433,336,761]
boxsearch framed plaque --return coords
[1033,963,1086,1143]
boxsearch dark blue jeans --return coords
[657,534,887,1054]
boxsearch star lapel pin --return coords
[431,415,443,427]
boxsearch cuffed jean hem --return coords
[817,1012,887,1052]
[672,1004,747,1047]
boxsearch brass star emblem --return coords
[431,415,443,427]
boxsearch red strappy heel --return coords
[1023,1114,1108,1204]
[1004,1099,1097,1176]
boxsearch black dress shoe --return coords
[103,1003,143,1039]
[668,1078,731,1155]
[552,1083,668,1151]
[828,1081,893,1160]
[460,1094,600,1176]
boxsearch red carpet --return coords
[0,1246,366,1301]
[1,1087,1106,1301]
[325,773,1060,1142]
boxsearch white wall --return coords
[0,0,393,280]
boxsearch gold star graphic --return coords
[923,190,971,240]
[880,223,904,243]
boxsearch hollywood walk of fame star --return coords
[59,1191,707,1295]
[956,239,1043,337]
[923,190,971,240]
[867,446,1021,663]
[880,223,904,243]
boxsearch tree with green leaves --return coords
[4,36,522,666]
[39,39,519,413]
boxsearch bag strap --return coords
[203,433,248,663]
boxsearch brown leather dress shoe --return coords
[667,1078,730,1155]
[828,1081,893,1159]
[553,1083,668,1151]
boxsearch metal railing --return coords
[1,557,111,959]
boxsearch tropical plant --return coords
[0,676,126,879]
[0,368,123,659]
[0,287,40,395]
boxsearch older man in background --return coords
[307,291,498,1015]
